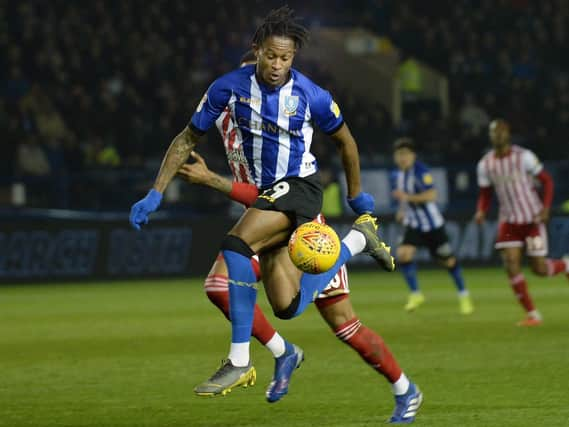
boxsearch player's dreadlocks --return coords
[252,6,309,50]
[239,50,257,64]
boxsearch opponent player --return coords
[179,151,421,422]
[391,138,474,314]
[475,119,569,326]
[129,6,400,413]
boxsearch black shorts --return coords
[401,226,454,260]
[253,173,323,226]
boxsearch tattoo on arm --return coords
[153,127,200,193]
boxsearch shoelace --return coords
[393,396,410,415]
[209,360,235,381]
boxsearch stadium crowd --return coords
[1,0,568,209]
[368,0,569,161]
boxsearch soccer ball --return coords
[288,222,341,274]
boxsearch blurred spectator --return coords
[1,0,567,210]
[398,56,423,100]
[84,136,121,169]
[16,136,50,177]
[320,168,342,218]
[3,66,30,103]
[95,144,121,168]
[459,93,490,137]
[0,101,19,176]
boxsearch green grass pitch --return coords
[1,268,569,427]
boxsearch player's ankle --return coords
[228,342,250,367]
[265,332,286,358]
[528,310,542,320]
[391,373,410,396]
[342,229,366,255]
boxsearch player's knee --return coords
[435,244,454,263]
[273,293,301,320]
[504,260,521,275]
[220,234,255,258]
[530,261,547,276]
[440,255,456,269]
[502,253,520,273]
[273,307,295,320]
[397,248,413,263]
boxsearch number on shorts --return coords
[327,274,341,290]
[262,182,290,200]
[526,236,544,252]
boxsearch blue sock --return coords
[292,243,353,317]
[448,263,466,292]
[223,250,258,343]
[399,262,420,292]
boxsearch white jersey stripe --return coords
[299,103,316,178]
[403,173,419,229]
[495,155,516,222]
[511,151,532,222]
[275,79,294,181]
[502,154,522,223]
[519,150,541,217]
[397,173,412,227]
[415,207,431,232]
[426,203,444,228]
[477,145,544,224]
[250,76,263,186]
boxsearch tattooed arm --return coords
[152,126,203,193]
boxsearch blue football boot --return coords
[265,343,304,403]
[389,382,423,424]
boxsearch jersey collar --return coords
[254,69,295,93]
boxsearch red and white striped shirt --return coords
[477,145,543,224]
[215,107,255,184]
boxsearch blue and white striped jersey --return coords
[391,161,444,232]
[190,64,344,189]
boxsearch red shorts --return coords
[206,253,350,304]
[495,222,548,257]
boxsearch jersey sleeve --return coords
[389,170,399,191]
[190,78,232,134]
[521,149,543,176]
[309,86,344,134]
[477,158,491,187]
[415,164,435,190]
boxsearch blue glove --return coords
[129,189,163,230]
[347,192,375,214]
